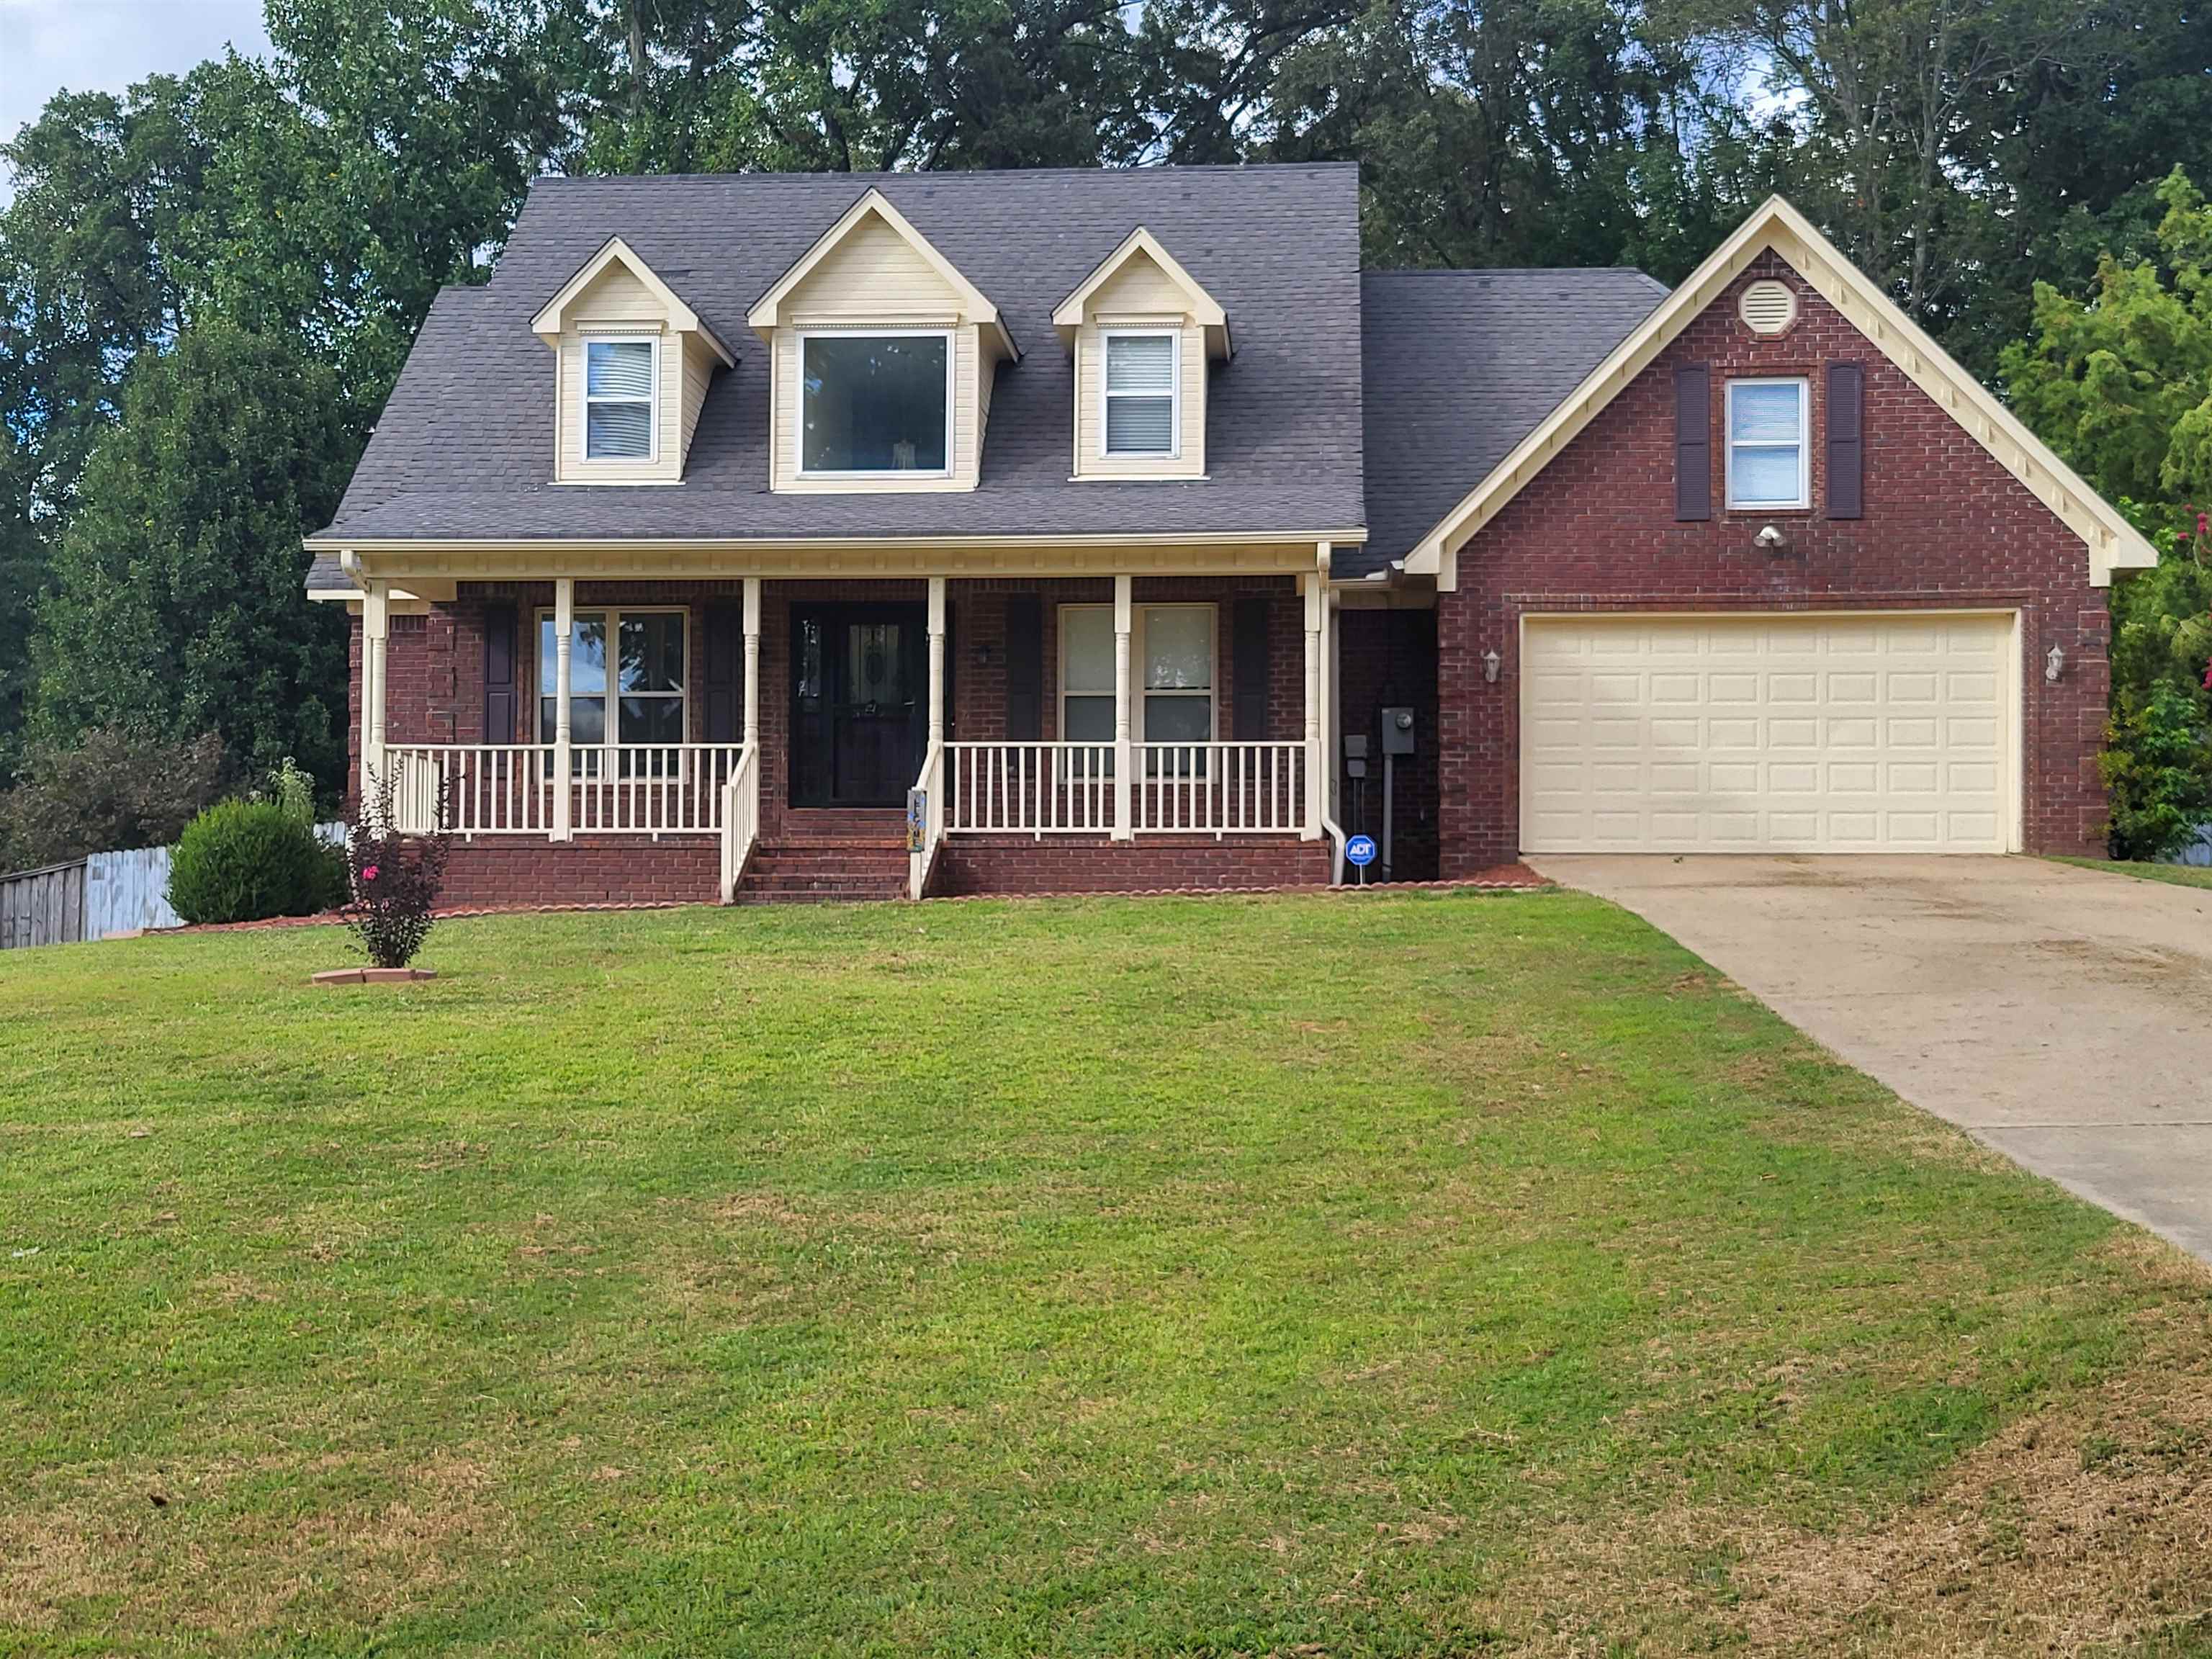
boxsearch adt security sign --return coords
[1344,835,1377,879]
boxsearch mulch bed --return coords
[146,866,1551,935]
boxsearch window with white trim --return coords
[1102,330,1179,457]
[583,339,657,461]
[537,608,687,772]
[1725,377,1810,510]
[1057,604,1217,761]
[799,330,952,475]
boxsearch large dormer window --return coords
[799,330,952,476]
[583,338,657,462]
[1102,331,1179,457]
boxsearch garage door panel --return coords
[1520,614,2013,854]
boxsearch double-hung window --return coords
[1101,331,1178,457]
[799,331,952,475]
[1057,603,1216,769]
[538,608,687,773]
[583,338,657,461]
[1725,377,1809,510]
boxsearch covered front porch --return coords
[346,555,1341,904]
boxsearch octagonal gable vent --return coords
[1739,279,1797,336]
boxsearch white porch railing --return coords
[909,740,945,899]
[385,743,745,838]
[943,741,1115,834]
[720,743,760,900]
[1133,742,1306,835]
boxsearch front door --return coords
[791,605,929,808]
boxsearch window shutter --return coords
[1005,595,1043,741]
[1233,597,1269,741]
[703,603,741,743]
[483,602,516,744]
[1675,364,1712,521]
[1826,361,1864,519]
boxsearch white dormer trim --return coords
[1054,228,1231,359]
[747,188,1018,359]
[1402,194,2159,591]
[531,236,735,367]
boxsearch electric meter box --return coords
[1380,707,1417,756]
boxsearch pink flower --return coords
[361,864,379,882]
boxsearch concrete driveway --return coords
[1531,855,2212,1262]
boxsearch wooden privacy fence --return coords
[0,824,347,950]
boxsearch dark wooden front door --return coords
[790,605,927,808]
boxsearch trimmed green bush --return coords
[167,799,345,925]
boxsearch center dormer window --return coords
[583,338,657,461]
[799,330,951,476]
[1102,331,1178,457]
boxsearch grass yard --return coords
[2050,855,2212,892]
[2,889,2208,1657]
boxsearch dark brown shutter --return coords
[1004,595,1043,741]
[1826,361,1864,519]
[1674,363,1712,521]
[703,603,741,743]
[1233,596,1270,741]
[483,602,517,743]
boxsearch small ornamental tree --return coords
[343,771,451,970]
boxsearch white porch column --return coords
[1301,563,1324,840]
[741,577,762,748]
[552,577,575,841]
[361,578,390,801]
[1112,574,1134,841]
[926,576,948,747]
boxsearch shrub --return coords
[0,728,226,871]
[341,773,451,969]
[167,799,344,925]
[2103,681,2212,860]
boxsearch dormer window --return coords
[584,339,657,462]
[799,330,952,477]
[1102,331,1179,458]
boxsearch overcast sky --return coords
[1,0,271,190]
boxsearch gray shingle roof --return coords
[1349,267,1667,579]
[314,164,1368,546]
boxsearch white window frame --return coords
[579,335,660,464]
[1725,377,1811,511]
[1056,603,1218,749]
[794,326,956,480]
[536,605,690,768]
[1099,328,1182,460]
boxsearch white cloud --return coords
[0,0,272,191]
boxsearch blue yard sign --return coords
[1344,835,1377,869]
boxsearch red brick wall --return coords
[441,838,720,909]
[1436,253,2113,873]
[934,835,1330,896]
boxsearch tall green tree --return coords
[27,321,359,785]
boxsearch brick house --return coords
[307,171,2155,904]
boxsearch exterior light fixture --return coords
[1483,649,1502,684]
[1755,523,1789,554]
[2045,643,2066,683]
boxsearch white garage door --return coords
[1520,613,2015,853]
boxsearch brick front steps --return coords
[736,837,911,904]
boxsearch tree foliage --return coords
[0,728,229,872]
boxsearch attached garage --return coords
[1519,612,2018,854]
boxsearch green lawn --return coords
[2051,855,2212,891]
[2,891,2206,1656]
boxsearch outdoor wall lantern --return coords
[1483,649,1502,684]
[2045,643,2066,683]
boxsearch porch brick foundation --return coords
[440,838,721,909]
[932,836,1331,896]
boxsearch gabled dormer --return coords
[748,189,1017,494]
[533,237,735,485]
[1053,228,1231,482]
